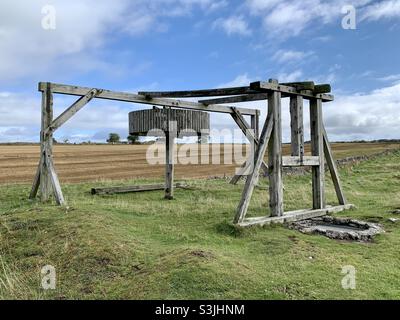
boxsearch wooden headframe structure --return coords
[30,80,353,227]
[29,82,259,205]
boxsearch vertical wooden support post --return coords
[251,110,260,139]
[310,98,326,209]
[268,89,284,217]
[40,83,53,202]
[290,96,304,158]
[165,108,175,200]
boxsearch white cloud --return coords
[246,0,374,38]
[0,0,228,83]
[213,16,252,36]
[277,70,303,82]
[272,50,314,64]
[218,74,253,87]
[325,82,400,140]
[377,74,400,83]
[361,0,400,21]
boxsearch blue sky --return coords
[1,0,400,143]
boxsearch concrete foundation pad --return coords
[290,216,384,241]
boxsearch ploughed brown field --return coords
[0,142,399,184]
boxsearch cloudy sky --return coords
[0,0,400,143]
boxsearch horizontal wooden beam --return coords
[140,82,317,99]
[282,156,320,167]
[281,81,315,91]
[314,84,331,94]
[199,93,269,105]
[91,183,188,195]
[198,84,330,105]
[39,82,258,116]
[250,82,334,102]
[138,86,259,98]
[237,204,355,227]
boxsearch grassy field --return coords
[1,142,399,184]
[0,148,399,299]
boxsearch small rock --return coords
[388,218,399,223]
[391,210,400,215]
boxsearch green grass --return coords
[0,151,400,300]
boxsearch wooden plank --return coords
[281,81,315,91]
[237,204,355,227]
[140,82,315,100]
[234,109,274,224]
[165,112,176,200]
[323,126,347,205]
[46,89,99,134]
[91,183,188,195]
[40,83,53,202]
[282,156,320,167]
[39,83,258,116]
[290,96,304,157]
[198,83,315,105]
[268,89,284,217]
[199,93,269,105]
[250,81,334,102]
[138,86,259,98]
[310,98,326,209]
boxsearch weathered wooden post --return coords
[310,98,326,209]
[267,81,284,217]
[165,108,176,200]
[40,82,53,202]
[290,96,304,158]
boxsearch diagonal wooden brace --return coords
[234,114,274,224]
[44,88,100,136]
[230,107,268,184]
[322,125,347,205]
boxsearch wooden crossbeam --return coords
[250,81,334,102]
[281,82,315,91]
[45,89,99,135]
[138,86,259,98]
[314,84,332,94]
[39,82,258,116]
[282,156,320,167]
[199,93,269,105]
[144,82,317,104]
